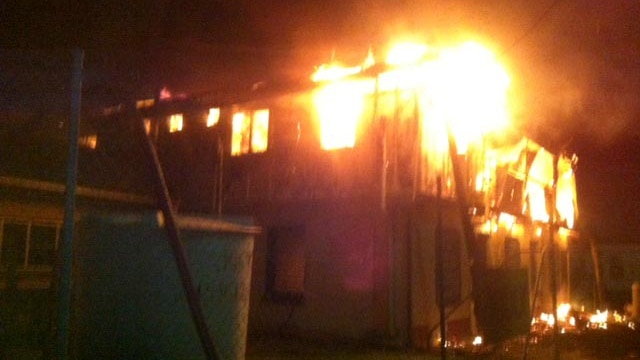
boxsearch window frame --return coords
[231,108,270,156]
[0,218,61,271]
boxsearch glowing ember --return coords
[534,226,543,238]
[557,303,572,322]
[540,312,555,326]
[498,212,517,229]
[589,310,609,329]
[472,336,483,346]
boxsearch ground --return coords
[245,329,640,360]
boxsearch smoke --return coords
[258,0,640,147]
[510,21,640,148]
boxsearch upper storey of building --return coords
[91,40,578,231]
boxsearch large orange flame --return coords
[311,40,511,153]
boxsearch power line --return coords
[504,0,565,54]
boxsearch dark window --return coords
[266,226,305,304]
[1,222,27,268]
[29,225,57,266]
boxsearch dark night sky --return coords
[1,0,640,243]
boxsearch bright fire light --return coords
[386,42,429,66]
[169,113,183,133]
[540,312,555,326]
[251,109,270,153]
[311,40,511,153]
[231,112,249,155]
[557,303,572,322]
[556,155,578,228]
[207,107,220,127]
[312,63,364,83]
[590,310,608,329]
[428,41,510,153]
[313,80,370,150]
[472,336,483,346]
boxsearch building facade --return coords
[110,41,580,348]
[0,41,580,351]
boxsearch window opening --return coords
[231,109,269,156]
[29,225,57,267]
[207,107,221,127]
[1,222,28,268]
[266,226,305,304]
[168,113,183,133]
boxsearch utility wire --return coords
[504,0,565,54]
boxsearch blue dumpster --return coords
[72,212,258,360]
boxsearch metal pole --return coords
[589,235,603,308]
[567,242,571,302]
[436,177,446,360]
[137,118,221,360]
[216,140,224,216]
[57,48,83,360]
[550,154,559,360]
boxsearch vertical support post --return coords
[373,75,387,212]
[216,140,224,216]
[550,154,559,360]
[436,177,446,360]
[589,235,603,308]
[632,282,640,320]
[446,128,477,262]
[446,127,485,343]
[411,90,421,201]
[57,48,83,360]
[566,243,571,303]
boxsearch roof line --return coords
[0,176,155,206]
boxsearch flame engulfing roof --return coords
[310,40,511,152]
[309,40,577,228]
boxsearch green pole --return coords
[57,48,83,360]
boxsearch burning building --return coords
[0,39,580,351]
[112,40,578,348]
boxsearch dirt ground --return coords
[245,328,640,360]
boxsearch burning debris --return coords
[431,303,639,358]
